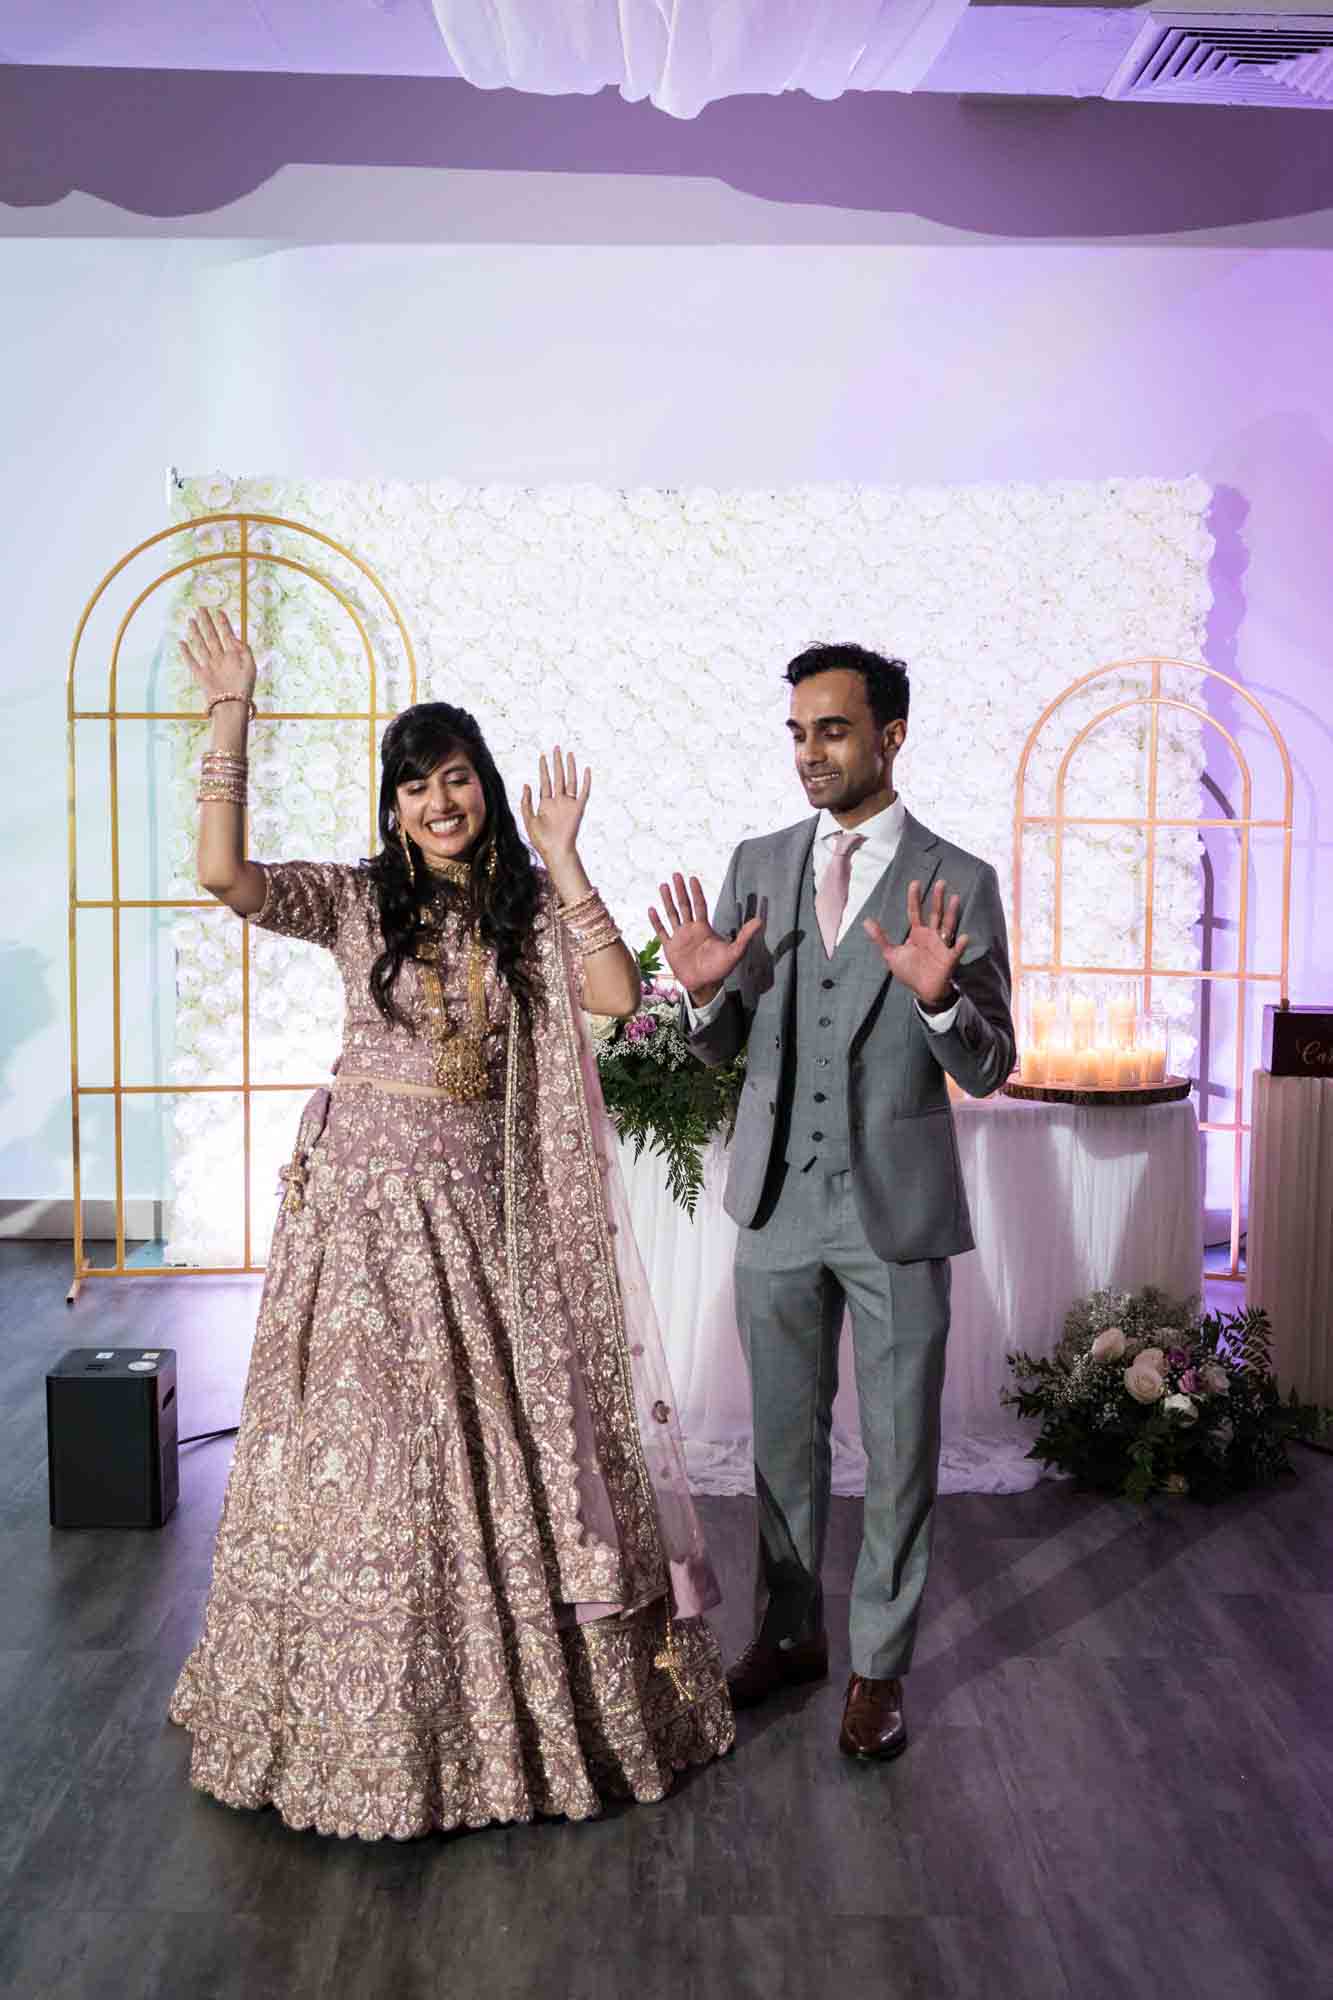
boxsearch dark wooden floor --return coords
[2,1241,1331,2000]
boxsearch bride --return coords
[169,607,734,1839]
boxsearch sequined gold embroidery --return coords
[417,860,491,1102]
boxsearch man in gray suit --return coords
[651,643,1014,1760]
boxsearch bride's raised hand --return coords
[649,873,763,1005]
[179,607,257,712]
[521,746,590,867]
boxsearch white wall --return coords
[4,229,1331,1213]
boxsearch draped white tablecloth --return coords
[618,1091,1202,1496]
[1247,1072,1333,1406]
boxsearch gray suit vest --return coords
[778,861,880,1174]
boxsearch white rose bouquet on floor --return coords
[591,941,745,1217]
[1004,1287,1330,1502]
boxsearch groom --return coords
[651,642,1014,1760]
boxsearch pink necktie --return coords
[815,831,865,957]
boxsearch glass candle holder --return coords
[1069,988,1097,1053]
[1047,1037,1078,1087]
[1107,978,1139,1051]
[1113,1039,1143,1089]
[1025,977,1058,1053]
[1140,1012,1168,1085]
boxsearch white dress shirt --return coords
[686,797,961,1034]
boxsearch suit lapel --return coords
[850,810,943,1036]
[768,816,820,1024]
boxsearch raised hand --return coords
[179,607,257,711]
[649,873,763,1004]
[864,879,968,1010]
[521,746,590,868]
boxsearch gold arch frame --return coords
[66,513,417,1302]
[1012,656,1294,1284]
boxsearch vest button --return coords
[813,1092,826,1103]
[812,1130,825,1142]
[821,978,835,990]
[818,1016,832,1027]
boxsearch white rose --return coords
[1200,1363,1229,1396]
[1134,1347,1168,1376]
[1163,1393,1199,1425]
[1125,1360,1167,1404]
[1091,1327,1127,1363]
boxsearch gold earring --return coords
[399,825,416,886]
[485,841,498,884]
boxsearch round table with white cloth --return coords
[617,1090,1202,1497]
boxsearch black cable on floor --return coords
[179,1426,239,1445]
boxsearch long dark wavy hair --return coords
[363,702,542,1029]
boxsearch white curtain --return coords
[427,0,970,117]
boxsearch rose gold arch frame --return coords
[66,513,418,1302]
[1012,657,1294,1285]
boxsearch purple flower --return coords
[1178,1368,1200,1394]
[1168,1348,1189,1371]
[624,1014,658,1043]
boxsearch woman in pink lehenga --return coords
[169,608,734,1840]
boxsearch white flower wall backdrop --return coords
[161,473,1213,1264]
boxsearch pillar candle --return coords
[1094,1045,1118,1088]
[1070,994,1096,1052]
[1075,1047,1101,1088]
[1029,998,1057,1049]
[1114,1046,1143,1088]
[1048,1039,1077,1086]
[1023,1046,1049,1084]
[1142,1046,1167,1085]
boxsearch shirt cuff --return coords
[916,996,961,1035]
[684,987,728,1031]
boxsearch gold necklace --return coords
[424,856,470,886]
[415,879,491,1101]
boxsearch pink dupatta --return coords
[502,894,721,1625]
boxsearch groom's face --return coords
[786,669,904,818]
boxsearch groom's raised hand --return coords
[864,879,968,1011]
[649,873,763,1007]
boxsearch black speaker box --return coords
[46,1348,179,1528]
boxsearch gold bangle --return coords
[206,693,257,721]
[573,921,623,957]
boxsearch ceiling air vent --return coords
[1106,13,1333,105]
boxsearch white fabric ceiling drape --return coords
[427,0,970,117]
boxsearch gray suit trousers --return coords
[734,1162,950,1679]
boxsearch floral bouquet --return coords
[589,941,745,1217]
[1004,1286,1330,1503]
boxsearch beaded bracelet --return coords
[206,693,257,721]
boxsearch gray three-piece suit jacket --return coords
[687,808,1016,1265]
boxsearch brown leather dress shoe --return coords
[838,1673,908,1760]
[725,1631,829,1710]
